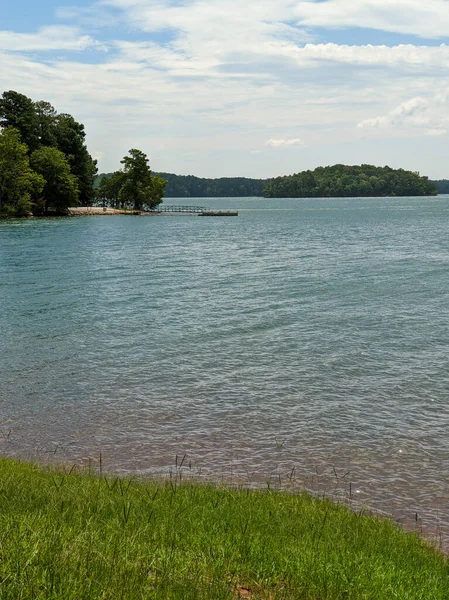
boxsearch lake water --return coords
[1,196,449,546]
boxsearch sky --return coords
[2,0,449,179]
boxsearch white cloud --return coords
[294,0,449,39]
[100,0,449,76]
[113,39,449,77]
[104,0,449,42]
[426,128,447,136]
[102,0,314,74]
[266,138,304,148]
[357,95,449,139]
[357,97,429,129]
[0,26,103,52]
[295,43,449,69]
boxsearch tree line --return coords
[98,167,442,199]
[264,164,437,198]
[432,180,449,194]
[96,172,267,198]
[0,90,165,217]
[156,173,267,197]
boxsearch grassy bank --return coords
[0,458,447,599]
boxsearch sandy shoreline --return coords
[67,207,139,215]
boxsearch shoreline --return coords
[1,446,447,554]
[67,207,149,216]
[67,206,239,216]
[0,455,447,598]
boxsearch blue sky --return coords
[2,0,449,178]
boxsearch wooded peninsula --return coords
[0,90,166,218]
[0,88,445,218]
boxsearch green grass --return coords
[0,458,447,599]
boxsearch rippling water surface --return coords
[1,196,449,544]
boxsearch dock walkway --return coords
[155,206,238,216]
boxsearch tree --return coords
[0,128,44,217]
[34,100,58,147]
[96,171,125,208]
[1,90,98,209]
[118,149,166,210]
[0,91,40,152]
[30,146,79,214]
[52,114,97,206]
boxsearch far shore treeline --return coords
[433,179,449,194]
[1,88,446,218]
[97,167,442,199]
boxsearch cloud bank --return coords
[0,0,448,177]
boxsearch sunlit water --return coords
[1,196,449,546]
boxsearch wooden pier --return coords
[155,205,238,216]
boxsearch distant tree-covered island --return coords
[264,165,437,198]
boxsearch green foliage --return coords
[119,148,166,210]
[432,180,449,194]
[97,171,125,208]
[52,113,98,206]
[30,146,79,214]
[96,172,267,198]
[0,90,40,152]
[0,457,447,599]
[0,90,97,215]
[97,150,166,210]
[34,100,58,147]
[264,164,438,198]
[0,128,44,217]
[155,173,268,197]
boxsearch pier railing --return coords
[154,205,238,216]
[155,206,208,213]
